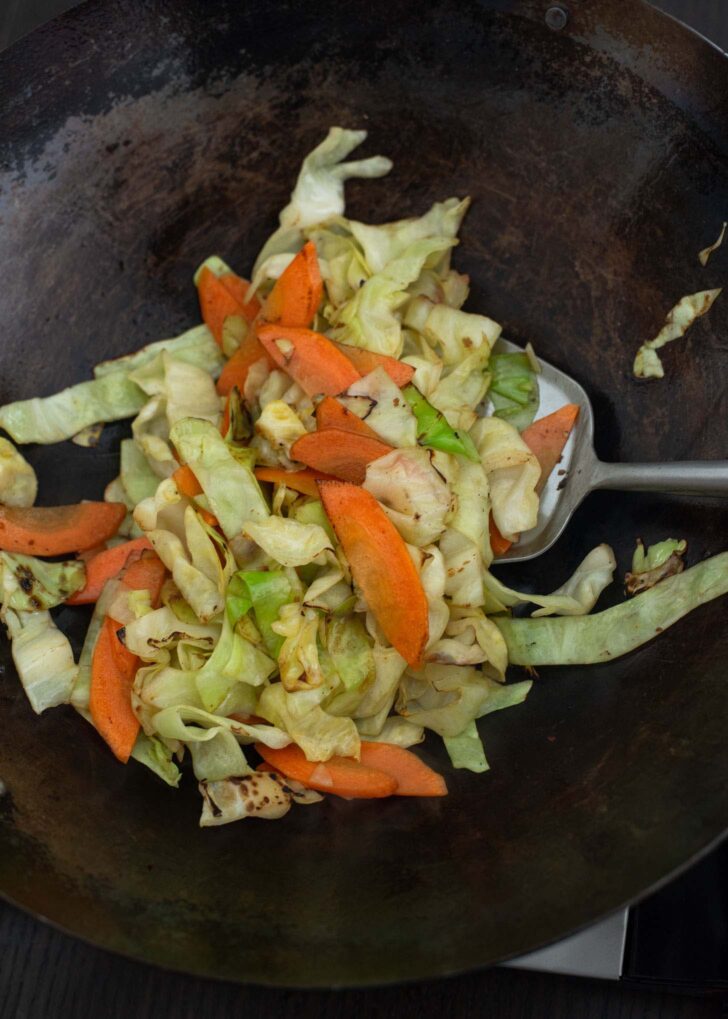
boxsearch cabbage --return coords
[243,516,332,568]
[332,238,455,357]
[1,552,85,611]
[626,538,687,594]
[405,544,449,651]
[148,506,234,623]
[488,352,540,431]
[0,439,37,507]
[351,644,407,727]
[71,579,120,712]
[130,396,176,480]
[227,570,295,656]
[427,607,508,676]
[189,730,250,782]
[152,703,290,748]
[496,551,728,664]
[253,127,392,274]
[193,612,275,713]
[170,417,269,539]
[94,324,223,380]
[484,544,616,618]
[358,715,424,746]
[347,197,469,274]
[340,369,415,447]
[363,448,452,546]
[307,224,368,308]
[258,681,360,761]
[0,373,147,444]
[439,528,486,607]
[199,773,293,825]
[698,221,727,266]
[119,439,159,505]
[272,603,324,690]
[402,385,479,461]
[4,608,78,714]
[404,296,501,365]
[428,348,491,432]
[130,352,221,433]
[325,615,375,692]
[255,400,307,459]
[130,731,181,787]
[633,289,722,379]
[471,415,540,541]
[122,606,219,662]
[443,720,489,773]
[448,459,491,559]
[396,664,502,737]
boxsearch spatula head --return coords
[492,339,598,562]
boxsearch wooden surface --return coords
[0,1,726,1017]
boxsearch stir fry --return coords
[1,128,726,826]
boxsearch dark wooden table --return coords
[1,2,726,1017]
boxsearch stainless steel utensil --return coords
[495,339,728,562]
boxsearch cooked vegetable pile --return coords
[1,128,726,826]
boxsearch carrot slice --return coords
[172,463,203,498]
[358,741,448,797]
[332,341,415,388]
[318,481,428,667]
[90,616,140,763]
[254,467,335,499]
[488,515,513,557]
[66,537,153,605]
[118,552,168,606]
[521,403,580,494]
[197,266,259,347]
[172,461,219,528]
[218,273,261,323]
[263,241,323,328]
[216,330,275,396]
[315,396,380,440]
[89,552,166,763]
[291,429,393,485]
[257,325,361,397]
[255,743,397,799]
[0,502,126,556]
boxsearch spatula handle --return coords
[593,460,728,497]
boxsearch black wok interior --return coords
[0,0,727,986]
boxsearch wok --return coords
[1,0,727,987]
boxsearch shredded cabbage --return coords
[0,439,37,507]
[633,289,721,379]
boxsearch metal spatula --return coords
[494,340,728,563]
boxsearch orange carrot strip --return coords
[254,467,335,499]
[172,463,219,528]
[218,274,261,323]
[332,340,415,388]
[66,537,153,605]
[521,403,580,494]
[118,552,168,606]
[89,552,167,763]
[263,241,323,328]
[216,330,275,396]
[172,464,203,498]
[488,515,513,557]
[0,502,126,556]
[197,266,259,348]
[318,481,428,668]
[358,742,448,797]
[291,429,393,485]
[257,324,361,397]
[90,616,140,763]
[255,743,397,799]
[315,396,380,440]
